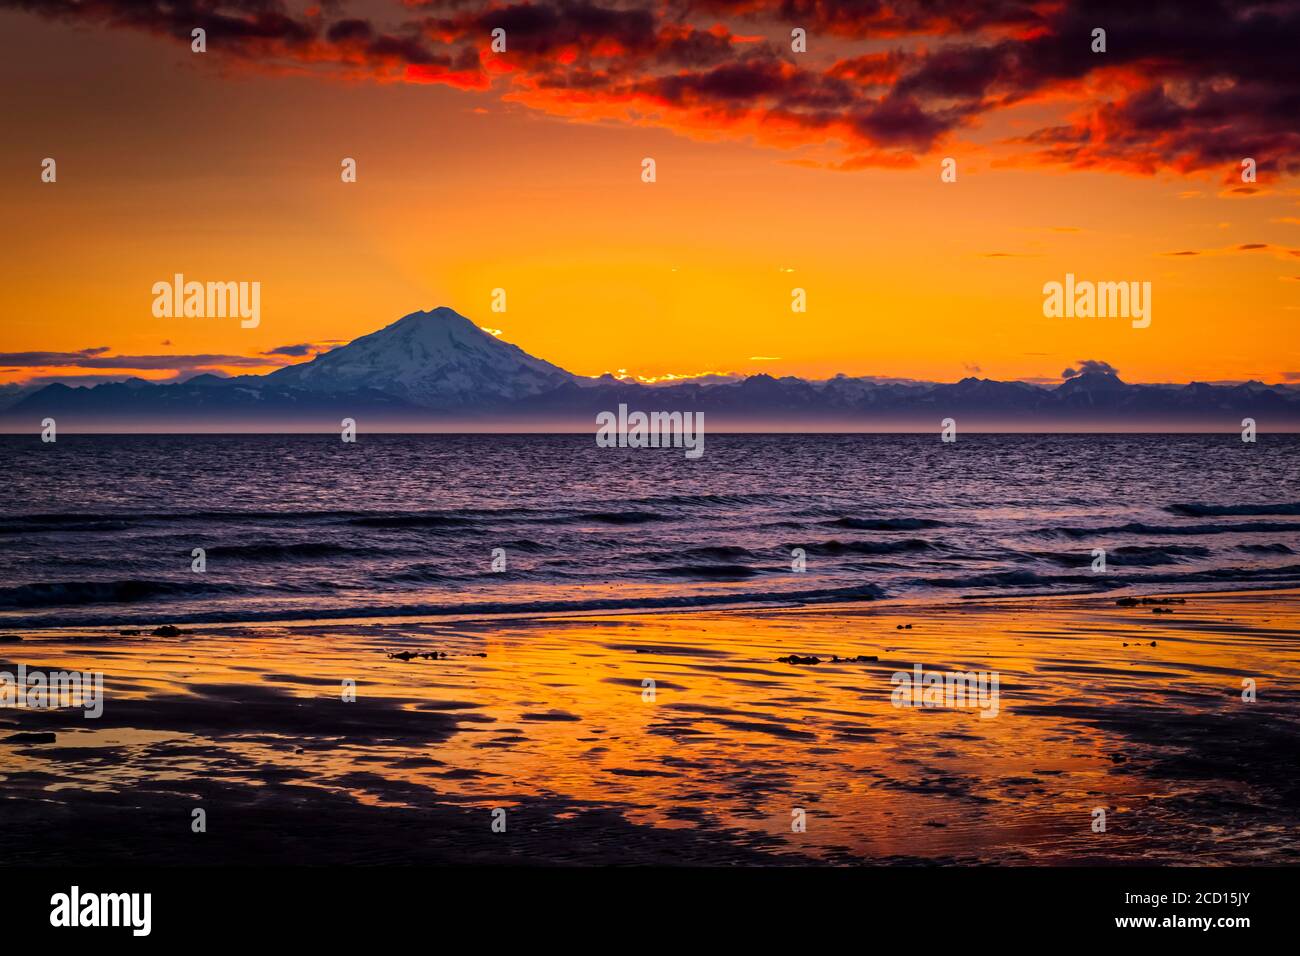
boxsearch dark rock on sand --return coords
[151,625,182,636]
[4,732,56,744]
[895,624,914,629]
[1118,596,1186,607]
[119,629,141,636]
[778,654,822,665]
[0,634,23,643]
[780,651,878,664]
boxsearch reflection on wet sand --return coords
[2,589,1297,865]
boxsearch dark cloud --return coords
[2,0,459,81]
[4,0,1298,172]
[850,94,954,151]
[262,343,321,357]
[675,0,1051,37]
[326,19,373,44]
[455,1,658,58]
[649,58,794,106]
[0,349,282,370]
[1062,360,1119,379]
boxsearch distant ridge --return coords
[3,307,1299,429]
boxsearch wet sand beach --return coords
[2,589,1297,865]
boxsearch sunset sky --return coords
[1,0,1298,389]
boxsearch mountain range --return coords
[3,307,1298,430]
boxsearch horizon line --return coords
[4,427,1299,436]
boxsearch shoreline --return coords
[5,582,1299,638]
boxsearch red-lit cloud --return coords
[5,0,1299,176]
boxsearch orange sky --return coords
[1,4,1298,389]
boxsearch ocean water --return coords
[1,433,1297,628]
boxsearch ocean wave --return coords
[824,517,946,531]
[205,542,376,560]
[0,518,135,535]
[346,513,477,529]
[0,579,238,609]
[1237,543,1295,554]
[0,512,143,525]
[0,509,368,525]
[1168,502,1300,518]
[924,570,1102,589]
[1038,521,1300,537]
[925,563,1300,591]
[650,564,762,579]
[0,505,541,531]
[373,565,460,585]
[796,538,937,555]
[641,545,760,562]
[497,538,549,553]
[1033,545,1211,566]
[626,493,804,508]
[1159,564,1300,583]
[569,510,669,525]
[1112,544,1212,558]
[0,582,888,629]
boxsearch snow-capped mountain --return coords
[265,307,577,408]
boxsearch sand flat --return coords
[1,589,1297,865]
